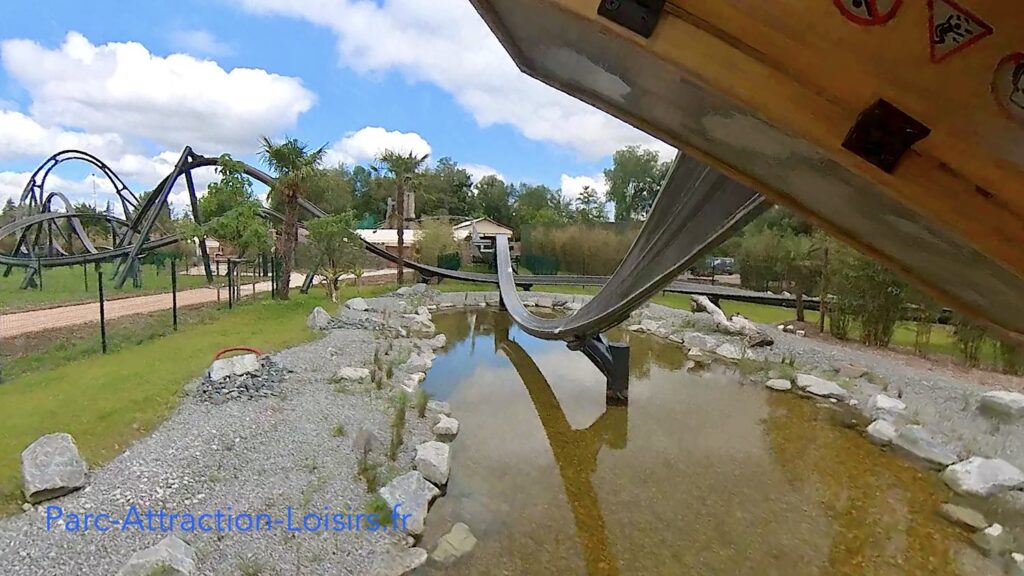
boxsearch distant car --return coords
[710,257,734,275]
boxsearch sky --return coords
[0,0,674,215]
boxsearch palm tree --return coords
[259,136,326,300]
[374,150,429,285]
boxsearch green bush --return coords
[954,316,988,368]
[437,252,461,270]
[998,340,1024,376]
[828,242,907,347]
[417,219,458,269]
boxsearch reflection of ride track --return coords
[494,318,626,576]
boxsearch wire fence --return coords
[0,254,278,384]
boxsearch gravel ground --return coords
[0,315,436,575]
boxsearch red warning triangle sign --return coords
[928,0,993,63]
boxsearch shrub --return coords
[388,392,409,461]
[953,316,988,368]
[828,242,907,347]
[417,219,458,267]
[415,389,430,418]
[525,223,638,276]
[998,340,1024,376]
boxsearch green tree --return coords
[306,212,365,302]
[418,157,475,218]
[573,186,607,223]
[259,136,327,300]
[782,233,823,322]
[474,175,513,225]
[513,184,567,228]
[200,155,255,221]
[374,150,429,285]
[603,146,669,222]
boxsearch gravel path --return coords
[0,269,398,338]
[0,317,434,575]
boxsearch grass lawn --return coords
[0,284,393,514]
[0,264,215,313]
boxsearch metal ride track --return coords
[3,148,806,338]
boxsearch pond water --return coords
[417,310,993,575]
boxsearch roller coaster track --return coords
[3,147,800,345]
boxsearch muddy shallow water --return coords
[417,310,994,575]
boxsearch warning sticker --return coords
[833,0,902,26]
[928,0,993,63]
[992,53,1024,125]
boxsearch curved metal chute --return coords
[486,154,766,341]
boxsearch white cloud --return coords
[1,32,316,154]
[324,126,432,166]
[231,0,674,160]
[463,163,503,184]
[0,110,127,161]
[559,173,608,202]
[169,29,234,57]
[0,170,116,206]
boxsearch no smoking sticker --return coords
[992,53,1024,126]
[833,0,902,26]
[928,0,992,63]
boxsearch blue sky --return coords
[0,0,672,213]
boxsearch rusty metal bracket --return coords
[597,0,665,38]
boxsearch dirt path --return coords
[0,269,396,338]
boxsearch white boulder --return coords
[424,334,447,350]
[334,367,371,382]
[893,426,958,467]
[866,420,898,445]
[434,415,460,436]
[402,373,426,393]
[371,547,427,576]
[431,522,478,564]
[714,342,744,360]
[306,306,332,330]
[866,394,907,422]
[378,472,440,535]
[415,441,451,486]
[21,433,88,503]
[346,297,370,311]
[938,503,989,531]
[1009,553,1024,576]
[765,379,792,391]
[973,523,1013,556]
[208,353,260,382]
[942,457,1024,497]
[795,374,850,401]
[116,536,195,576]
[979,391,1024,419]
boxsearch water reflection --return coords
[495,314,627,575]
[421,311,988,576]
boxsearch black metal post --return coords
[171,259,178,331]
[83,263,89,291]
[37,258,43,291]
[228,260,235,309]
[96,264,107,354]
[607,343,630,406]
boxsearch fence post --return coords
[96,263,107,354]
[83,263,88,292]
[37,258,43,291]
[227,260,234,310]
[171,259,178,331]
[270,253,277,301]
